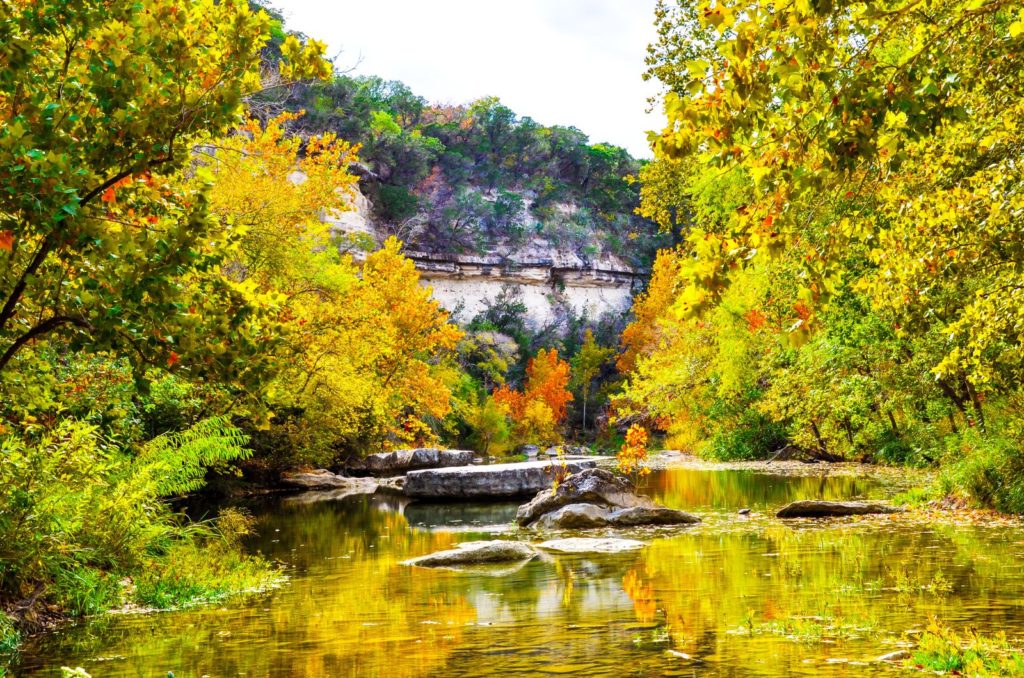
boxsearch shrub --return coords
[704,409,788,461]
[940,430,1024,514]
[912,618,1024,675]
[377,184,419,222]
[617,424,651,485]
[0,418,274,642]
[0,612,18,654]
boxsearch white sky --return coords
[276,0,665,158]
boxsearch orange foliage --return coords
[494,348,573,424]
[617,250,681,373]
[617,423,651,481]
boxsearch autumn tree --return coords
[571,329,615,432]
[0,0,329,398]
[494,348,573,445]
[649,0,1024,393]
[627,0,1024,483]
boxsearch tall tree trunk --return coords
[810,420,828,456]
[582,388,588,434]
[964,379,987,433]
[887,411,901,438]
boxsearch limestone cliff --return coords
[326,186,643,328]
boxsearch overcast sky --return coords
[277,0,664,158]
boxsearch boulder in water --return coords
[402,540,537,568]
[607,506,701,526]
[516,468,700,529]
[776,500,904,518]
[516,468,653,526]
[533,503,612,530]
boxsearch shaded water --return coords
[13,467,1024,676]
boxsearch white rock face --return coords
[323,187,375,237]
[325,185,643,328]
[422,274,635,327]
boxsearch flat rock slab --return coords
[282,469,379,492]
[776,500,905,518]
[402,540,537,568]
[358,448,475,476]
[404,460,596,499]
[537,537,647,554]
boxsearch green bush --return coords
[705,409,788,461]
[874,430,929,467]
[377,184,419,222]
[0,418,275,645]
[940,430,1024,513]
[0,612,18,654]
[912,619,1024,676]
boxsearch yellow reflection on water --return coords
[16,469,1024,677]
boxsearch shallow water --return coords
[12,467,1024,676]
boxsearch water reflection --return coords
[13,468,1024,677]
[643,467,878,511]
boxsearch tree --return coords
[494,348,573,444]
[465,394,510,455]
[647,0,1024,395]
[571,329,614,432]
[0,0,329,386]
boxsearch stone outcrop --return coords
[408,245,642,329]
[536,537,647,554]
[776,500,905,518]
[403,460,597,499]
[402,540,537,568]
[516,468,700,530]
[324,184,645,331]
[516,468,651,525]
[351,448,475,477]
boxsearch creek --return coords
[14,466,1024,676]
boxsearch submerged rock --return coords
[537,537,647,554]
[607,506,701,526]
[516,468,701,529]
[361,448,475,476]
[876,650,911,663]
[402,540,537,568]
[776,500,905,518]
[403,459,596,499]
